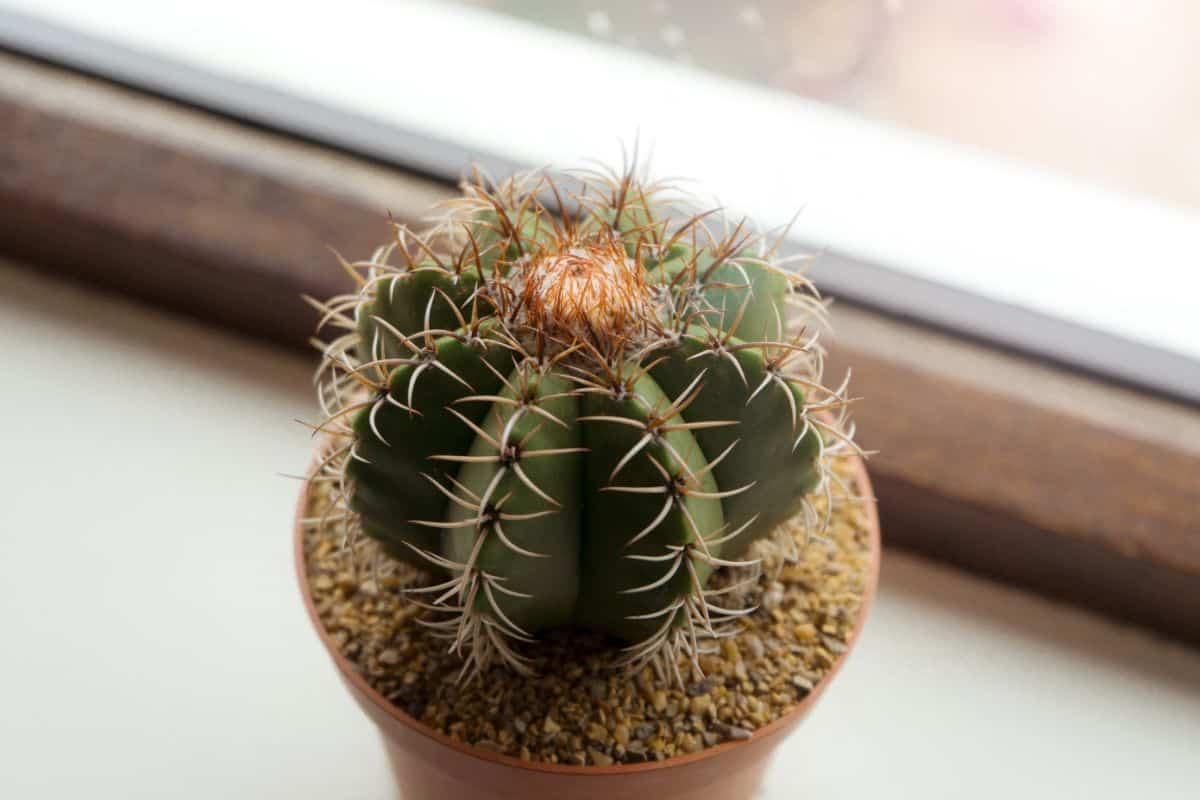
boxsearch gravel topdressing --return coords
[302,460,873,767]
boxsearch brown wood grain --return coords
[1,52,1198,642]
[0,48,447,347]
[824,325,1200,641]
[826,332,1200,572]
[0,96,363,346]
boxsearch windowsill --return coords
[2,262,1198,797]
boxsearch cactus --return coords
[308,165,856,681]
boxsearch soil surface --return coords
[302,460,872,766]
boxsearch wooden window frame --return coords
[2,51,1197,644]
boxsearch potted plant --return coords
[295,164,879,799]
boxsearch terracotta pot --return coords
[295,454,881,800]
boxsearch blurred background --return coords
[0,1,1198,798]
[5,0,1196,391]
[471,0,1200,209]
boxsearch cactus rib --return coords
[306,164,860,681]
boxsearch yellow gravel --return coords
[303,459,871,766]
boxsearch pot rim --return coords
[294,452,881,777]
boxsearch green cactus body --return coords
[312,169,846,677]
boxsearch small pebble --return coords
[727,726,753,741]
[743,634,765,659]
[588,747,614,767]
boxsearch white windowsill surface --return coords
[1,263,1197,799]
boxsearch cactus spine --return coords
[308,165,856,681]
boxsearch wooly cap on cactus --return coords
[307,163,858,682]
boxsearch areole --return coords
[294,452,881,800]
[517,240,654,349]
